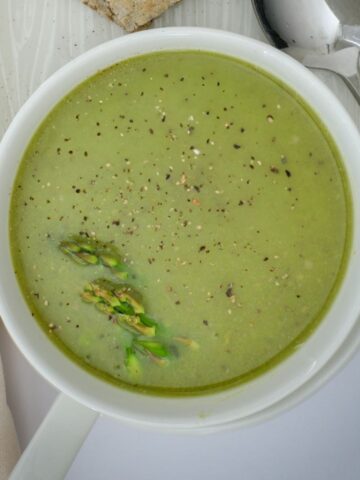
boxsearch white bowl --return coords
[1,27,360,432]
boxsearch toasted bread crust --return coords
[81,0,181,32]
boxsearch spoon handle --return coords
[303,47,360,105]
[342,25,360,49]
[341,71,360,104]
[334,50,360,105]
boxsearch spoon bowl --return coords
[252,0,360,52]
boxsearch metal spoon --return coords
[252,0,360,102]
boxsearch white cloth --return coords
[0,349,20,479]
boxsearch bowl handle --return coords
[10,393,98,479]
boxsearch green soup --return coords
[9,51,351,395]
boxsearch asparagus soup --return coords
[9,51,351,394]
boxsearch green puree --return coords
[9,51,351,395]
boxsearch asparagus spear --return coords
[81,281,173,367]
[133,339,170,366]
[134,339,169,358]
[81,280,157,337]
[59,237,127,278]
[125,346,142,379]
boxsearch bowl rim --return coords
[1,26,360,429]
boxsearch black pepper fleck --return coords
[225,285,234,298]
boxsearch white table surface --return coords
[1,1,360,478]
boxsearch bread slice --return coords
[82,0,181,32]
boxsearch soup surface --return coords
[9,51,351,394]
